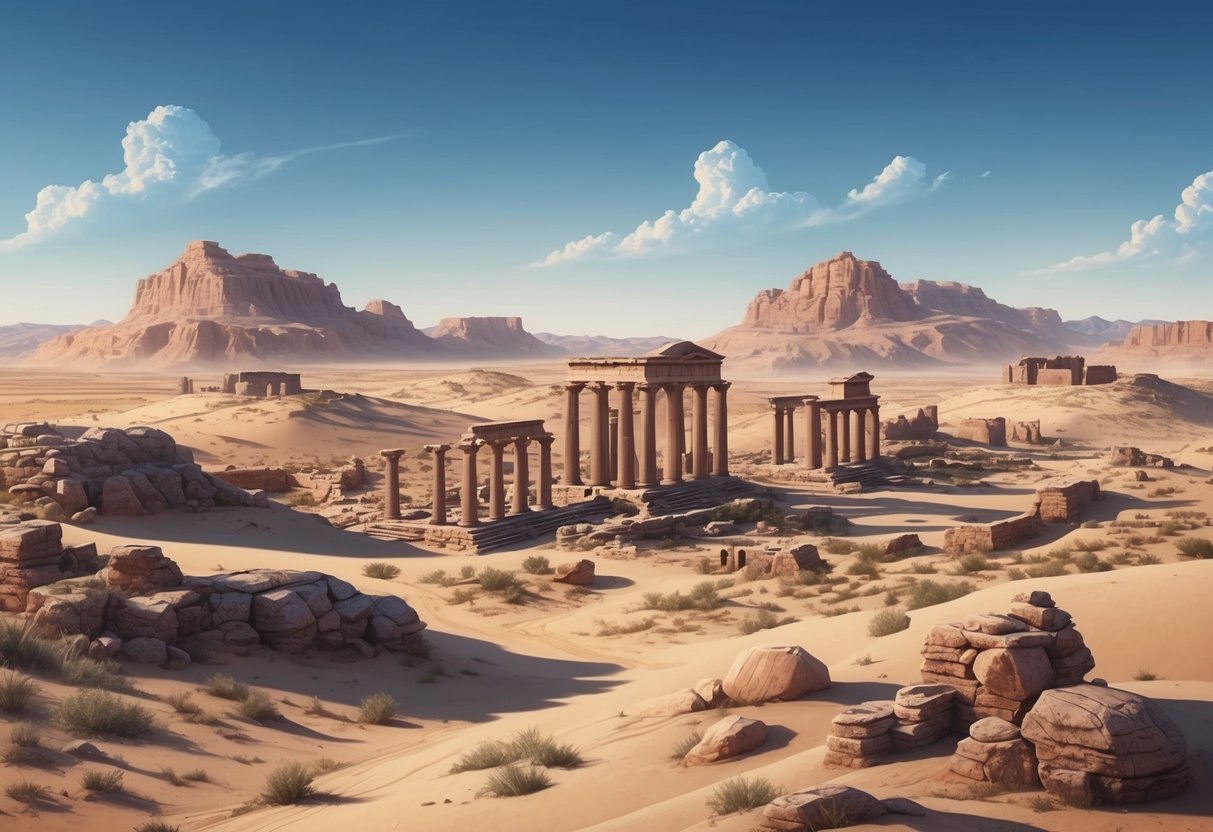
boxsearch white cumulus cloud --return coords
[0,105,397,253]
[534,140,946,266]
[1045,170,1213,271]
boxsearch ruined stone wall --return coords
[944,511,1043,554]
[957,417,1007,446]
[211,467,299,493]
[1036,368,1076,386]
[1083,365,1117,385]
[1036,480,1100,524]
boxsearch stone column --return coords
[805,400,822,470]
[588,382,610,487]
[608,409,619,482]
[852,408,867,463]
[562,382,585,485]
[511,437,531,514]
[867,405,881,460]
[487,440,508,521]
[424,444,450,525]
[711,382,730,476]
[662,383,685,484]
[772,406,785,465]
[691,384,709,480]
[379,448,404,520]
[615,383,636,489]
[637,383,659,487]
[459,441,480,527]
[824,409,838,469]
[839,407,852,464]
[536,435,555,509]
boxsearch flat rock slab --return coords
[684,715,766,765]
[962,613,1028,635]
[761,785,889,831]
[970,716,1021,743]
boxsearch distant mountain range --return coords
[0,322,108,358]
[1062,316,1168,342]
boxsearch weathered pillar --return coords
[691,384,709,479]
[840,407,852,463]
[852,408,867,463]
[562,382,585,485]
[608,409,619,482]
[711,382,730,476]
[637,383,659,487]
[867,404,881,459]
[772,406,785,465]
[615,383,636,489]
[487,440,508,521]
[424,444,450,525]
[662,383,685,484]
[379,448,405,520]
[824,409,838,469]
[805,399,822,470]
[511,437,531,514]
[459,441,480,527]
[536,434,555,509]
[784,405,795,464]
[589,382,610,487]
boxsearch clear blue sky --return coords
[1,0,1210,336]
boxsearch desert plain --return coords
[0,360,1210,832]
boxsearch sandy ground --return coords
[1,361,1212,831]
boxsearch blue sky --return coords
[1,0,1210,336]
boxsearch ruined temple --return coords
[1002,355,1116,386]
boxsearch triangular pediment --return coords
[647,340,725,361]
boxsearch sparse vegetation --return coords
[706,775,780,815]
[358,691,398,725]
[450,726,583,773]
[261,761,316,805]
[1177,537,1213,559]
[164,688,203,715]
[1027,795,1057,812]
[868,607,911,637]
[362,562,402,580]
[1024,561,1069,579]
[5,779,50,804]
[521,555,552,575]
[238,689,281,722]
[481,763,551,797]
[738,609,797,634]
[0,670,37,713]
[203,673,250,701]
[905,580,974,610]
[81,768,124,792]
[1134,668,1160,681]
[670,730,703,760]
[822,538,856,555]
[596,617,656,637]
[57,689,154,737]
[641,581,723,612]
[954,553,989,574]
[478,567,521,592]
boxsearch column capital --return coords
[613,380,636,391]
[422,443,450,454]
[458,439,481,453]
[587,380,611,392]
[710,381,732,392]
[513,435,532,448]
[485,438,511,452]
[566,381,587,393]
[379,447,406,460]
[801,395,819,405]
[535,433,555,447]
[662,381,686,392]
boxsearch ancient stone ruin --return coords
[1002,355,1116,386]
[176,376,195,394]
[12,527,425,663]
[222,370,303,397]
[1,423,265,522]
[769,372,881,469]
[1109,446,1174,468]
[944,480,1099,554]
[882,406,938,441]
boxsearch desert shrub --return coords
[1137,552,1163,565]
[521,555,552,575]
[164,688,202,715]
[0,619,61,672]
[670,730,703,760]
[822,538,855,555]
[482,763,551,797]
[1072,538,1108,552]
[693,556,715,575]
[261,761,315,805]
[449,587,478,605]
[9,720,41,749]
[1134,668,1160,681]
[846,560,881,579]
[1024,561,1069,578]
[905,580,974,610]
[1074,551,1112,573]
[460,565,476,579]
[711,500,784,526]
[954,554,988,574]
[358,691,398,725]
[134,823,180,832]
[0,670,37,713]
[419,569,448,584]
[596,617,656,636]
[854,543,885,562]
[182,768,211,783]
[450,740,520,773]
[478,568,520,592]
[706,775,780,815]
[362,562,401,580]
[81,768,124,792]
[1007,567,1028,581]
[511,726,583,768]
[853,654,875,666]
[501,584,527,604]
[740,561,767,582]
[641,582,722,612]
[203,674,249,701]
[910,561,937,574]
[57,689,154,737]
[1177,537,1213,559]
[868,607,911,637]
[238,690,280,722]
[60,655,131,692]
[1027,795,1057,812]
[5,779,49,804]
[738,609,796,635]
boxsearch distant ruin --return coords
[222,371,304,397]
[1002,355,1116,386]
[769,372,881,469]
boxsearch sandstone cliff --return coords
[1095,320,1213,366]
[32,242,438,368]
[705,252,1086,372]
[428,316,563,357]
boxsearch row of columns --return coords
[563,381,729,489]
[770,401,882,470]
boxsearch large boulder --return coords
[684,715,767,765]
[1021,685,1190,805]
[553,559,595,585]
[972,646,1055,701]
[722,645,831,705]
[250,589,317,652]
[101,544,183,593]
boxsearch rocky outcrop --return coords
[1109,446,1174,468]
[428,317,561,356]
[32,241,438,368]
[824,685,955,768]
[705,252,1088,371]
[760,786,924,831]
[553,559,595,585]
[949,717,1040,790]
[1120,320,1213,349]
[683,715,767,765]
[721,645,831,705]
[1021,685,1190,805]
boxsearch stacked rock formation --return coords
[24,543,426,661]
[0,521,93,612]
[824,684,955,768]
[949,717,1040,790]
[920,591,1094,733]
[0,423,264,518]
[1021,684,1190,805]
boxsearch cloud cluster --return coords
[1047,170,1213,271]
[1,106,395,253]
[535,141,947,266]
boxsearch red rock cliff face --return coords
[32,241,436,368]
[741,252,922,332]
[1120,320,1213,348]
[430,317,561,356]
